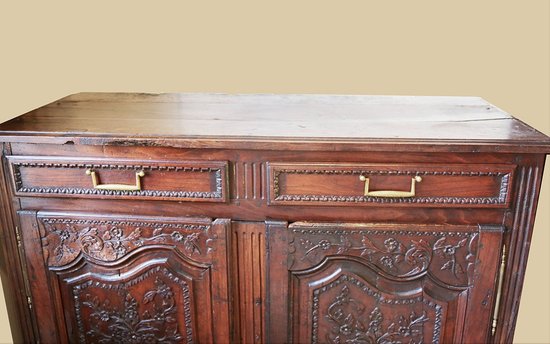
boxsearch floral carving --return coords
[293,228,478,286]
[65,226,142,262]
[433,237,468,277]
[169,231,201,255]
[325,285,428,344]
[81,277,183,343]
[41,218,211,267]
[312,275,442,344]
[301,235,432,278]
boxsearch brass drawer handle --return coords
[85,169,145,191]
[359,175,422,198]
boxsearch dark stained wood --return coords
[231,222,267,344]
[494,160,546,343]
[7,156,228,202]
[18,197,509,227]
[0,144,36,343]
[0,93,548,343]
[265,221,290,344]
[8,142,539,164]
[0,93,549,153]
[267,162,514,208]
[267,222,504,343]
[17,212,231,343]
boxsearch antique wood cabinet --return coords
[0,93,548,343]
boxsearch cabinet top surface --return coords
[1,92,549,152]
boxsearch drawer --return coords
[267,162,515,208]
[7,156,228,202]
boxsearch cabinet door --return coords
[267,222,503,344]
[18,211,230,344]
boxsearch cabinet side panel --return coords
[495,159,546,343]
[0,145,35,343]
[17,210,62,343]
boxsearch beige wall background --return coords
[0,1,548,343]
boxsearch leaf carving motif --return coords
[312,275,442,344]
[432,237,468,278]
[41,219,210,266]
[324,285,428,344]
[81,277,183,344]
[297,231,475,283]
[301,235,433,278]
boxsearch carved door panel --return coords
[18,211,230,344]
[267,222,503,344]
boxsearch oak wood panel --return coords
[1,93,549,153]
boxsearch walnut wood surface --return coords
[0,93,549,153]
[0,93,549,343]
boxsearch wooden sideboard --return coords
[0,93,548,343]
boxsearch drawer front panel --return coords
[267,163,514,208]
[8,156,228,202]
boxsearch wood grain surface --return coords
[0,93,548,343]
[0,93,549,153]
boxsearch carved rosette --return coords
[312,274,442,344]
[39,217,213,267]
[73,266,192,344]
[290,226,478,287]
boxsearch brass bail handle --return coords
[359,175,422,198]
[85,169,145,191]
